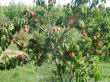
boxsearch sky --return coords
[0,0,110,6]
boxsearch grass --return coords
[0,62,53,82]
[0,62,36,82]
[97,62,110,82]
[0,62,110,82]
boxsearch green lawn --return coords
[0,62,110,82]
[0,62,53,82]
[97,62,110,82]
[0,62,36,82]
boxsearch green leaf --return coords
[0,47,2,55]
[77,52,82,60]
[108,42,110,47]
[86,37,92,45]
[95,71,102,81]
[64,44,69,51]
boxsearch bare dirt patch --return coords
[0,49,25,59]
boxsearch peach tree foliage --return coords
[23,0,108,82]
[0,17,25,52]
[0,16,29,69]
[0,1,62,70]
[0,0,109,81]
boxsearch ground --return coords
[0,44,25,60]
[0,49,24,59]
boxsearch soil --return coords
[0,49,25,59]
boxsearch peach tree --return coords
[0,14,28,69]
[0,0,109,81]
[22,0,109,81]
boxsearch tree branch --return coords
[69,72,74,82]
[52,27,71,52]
